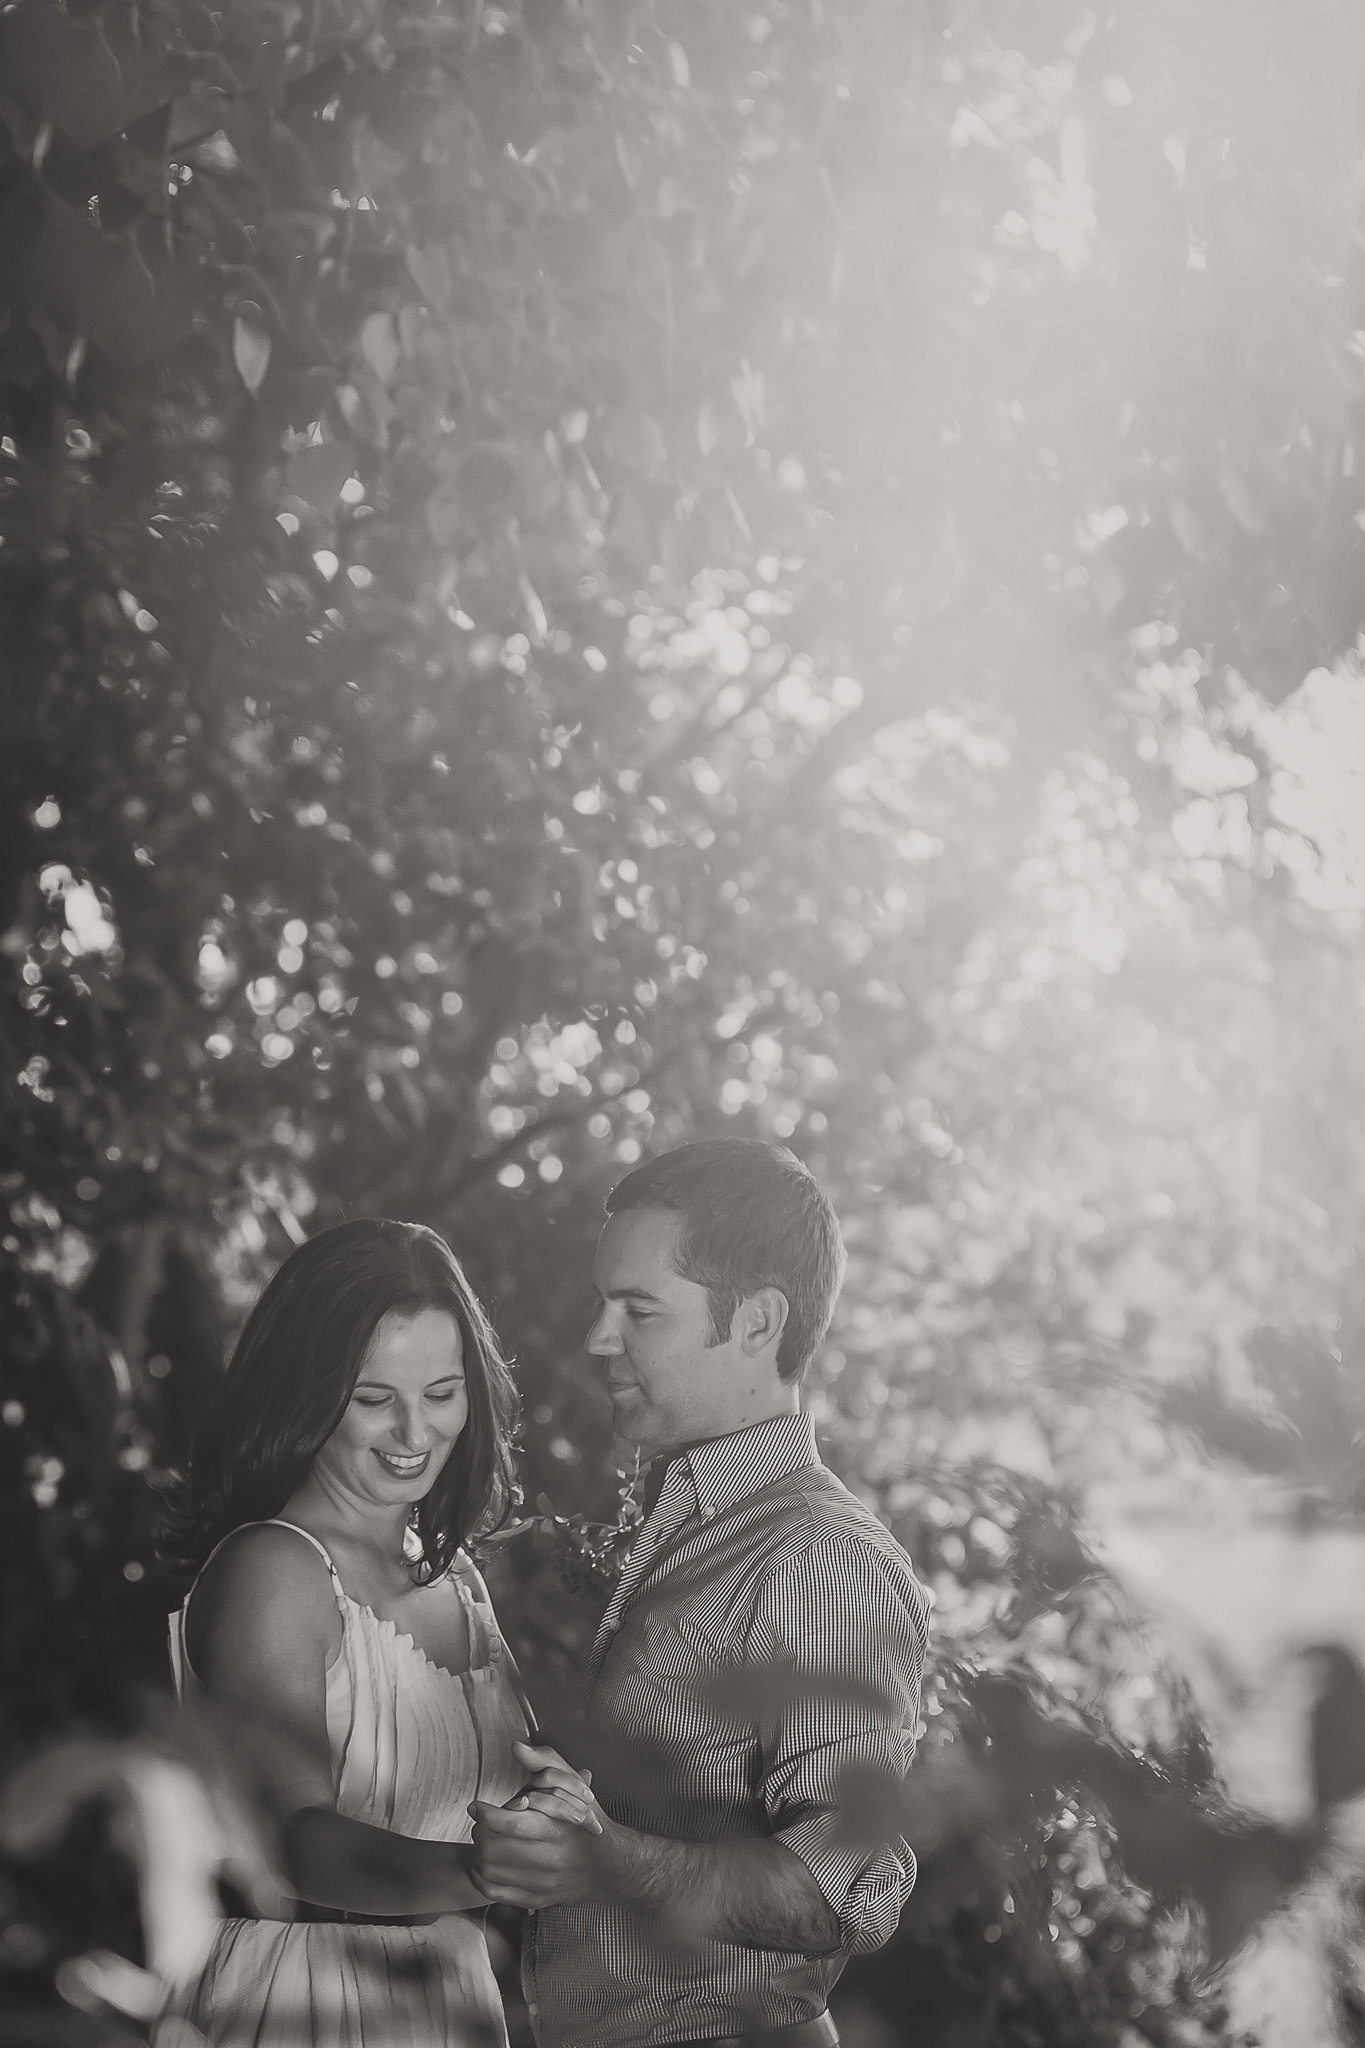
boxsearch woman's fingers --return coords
[506,1742,599,1829]
[525,1764,593,1801]
[512,1740,593,1792]
[512,1739,573,1774]
[513,1788,602,1834]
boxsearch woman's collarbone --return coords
[308,1532,472,1677]
[373,1574,472,1678]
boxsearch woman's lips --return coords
[375,1447,431,1478]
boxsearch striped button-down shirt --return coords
[523,1412,931,2048]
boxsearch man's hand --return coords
[469,1780,840,1954]
[468,1741,610,1905]
[470,1798,619,1908]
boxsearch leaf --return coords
[1010,1500,1093,1602]
[425,483,465,548]
[354,129,407,193]
[188,130,243,178]
[514,447,562,524]
[457,442,518,509]
[1217,461,1266,536]
[1163,1372,1299,1477]
[604,408,669,478]
[724,482,752,543]
[962,1676,1320,1967]
[730,358,765,436]
[1306,1644,1365,1812]
[519,573,549,642]
[0,4,176,152]
[28,194,186,366]
[232,317,271,396]
[1168,495,1213,562]
[360,311,400,388]
[59,1950,162,2022]
[335,374,393,449]
[166,93,231,151]
[0,1708,291,1987]
[667,40,690,89]
[406,245,453,310]
[286,440,354,511]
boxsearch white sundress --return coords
[167,1518,530,2048]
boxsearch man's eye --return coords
[626,1306,656,1321]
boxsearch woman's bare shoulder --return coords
[187,1522,341,1677]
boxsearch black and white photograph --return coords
[4,4,1365,2046]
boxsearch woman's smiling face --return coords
[313,1306,468,1508]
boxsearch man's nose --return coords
[586,1307,623,1357]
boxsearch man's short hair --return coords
[605,1138,847,1383]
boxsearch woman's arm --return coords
[280,1807,486,1917]
[188,1526,488,1916]
[284,1750,603,1918]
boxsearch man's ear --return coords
[736,1286,789,1358]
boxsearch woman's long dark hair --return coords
[161,1218,518,1581]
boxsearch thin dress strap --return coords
[451,1555,537,1740]
[169,1517,346,1696]
[259,1518,346,1595]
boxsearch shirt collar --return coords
[653,1410,820,1525]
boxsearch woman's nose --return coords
[393,1406,430,1449]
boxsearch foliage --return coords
[0,1264,167,1735]
[1163,1321,1365,1519]
[4,0,1365,2043]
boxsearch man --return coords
[473,1139,931,2048]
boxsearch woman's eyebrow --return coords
[354,1371,465,1391]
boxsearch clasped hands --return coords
[470,1739,620,1909]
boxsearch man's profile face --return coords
[587,1207,737,1462]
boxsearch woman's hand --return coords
[502,1739,601,1834]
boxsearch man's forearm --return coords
[603,1821,841,1954]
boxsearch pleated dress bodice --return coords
[167,1518,530,2048]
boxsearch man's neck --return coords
[642,1397,801,1473]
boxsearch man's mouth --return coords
[375,1448,431,1479]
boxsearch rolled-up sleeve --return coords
[749,1535,931,1955]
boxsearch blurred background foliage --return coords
[4,0,1365,2042]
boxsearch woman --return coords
[161,1217,595,2048]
